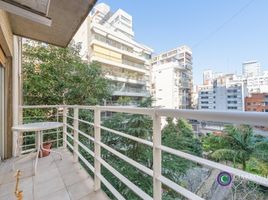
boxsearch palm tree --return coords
[210,124,254,170]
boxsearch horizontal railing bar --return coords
[77,129,94,142]
[23,115,60,119]
[99,141,153,177]
[64,123,95,142]
[66,140,74,150]
[43,138,62,143]
[96,172,126,200]
[66,131,74,140]
[73,145,95,172]
[64,105,95,110]
[66,115,74,120]
[158,175,204,200]
[76,138,95,158]
[77,118,94,126]
[21,130,62,136]
[20,143,35,148]
[160,145,268,187]
[20,138,63,148]
[21,148,35,154]
[97,156,153,200]
[23,105,268,126]
[156,109,268,127]
[66,130,94,157]
[65,115,94,127]
[20,105,61,108]
[98,106,155,115]
[100,125,153,147]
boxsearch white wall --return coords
[153,63,178,109]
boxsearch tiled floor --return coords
[0,148,110,200]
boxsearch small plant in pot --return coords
[39,137,53,158]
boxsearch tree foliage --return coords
[203,124,268,173]
[162,118,203,185]
[23,40,111,106]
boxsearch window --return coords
[228,101,237,104]
[121,15,131,24]
[227,106,237,110]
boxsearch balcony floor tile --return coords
[0,148,110,200]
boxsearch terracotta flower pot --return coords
[39,142,52,158]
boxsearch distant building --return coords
[242,60,261,77]
[151,46,193,109]
[203,69,213,85]
[202,69,223,85]
[73,3,153,104]
[198,74,247,111]
[192,85,199,109]
[246,70,268,94]
[245,93,268,112]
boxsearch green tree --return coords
[203,124,268,172]
[23,40,111,106]
[162,118,202,181]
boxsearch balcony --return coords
[2,105,268,200]
[0,148,109,200]
[112,87,150,97]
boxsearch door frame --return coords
[0,46,6,160]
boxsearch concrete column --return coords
[12,36,21,157]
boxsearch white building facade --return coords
[246,70,268,94]
[198,74,247,111]
[73,3,153,104]
[151,46,193,109]
[242,60,261,77]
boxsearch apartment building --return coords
[203,69,223,85]
[245,93,268,112]
[73,3,153,104]
[247,71,268,94]
[198,74,246,111]
[151,46,193,109]
[242,60,261,77]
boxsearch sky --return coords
[99,0,268,84]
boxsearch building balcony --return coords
[91,55,148,74]
[1,105,268,200]
[105,74,147,85]
[113,89,150,97]
[90,39,148,64]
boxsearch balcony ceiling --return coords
[4,0,96,47]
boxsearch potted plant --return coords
[39,137,53,158]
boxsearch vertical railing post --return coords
[94,106,101,191]
[62,107,67,148]
[73,107,79,162]
[56,106,59,148]
[153,110,162,200]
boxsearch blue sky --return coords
[99,0,268,84]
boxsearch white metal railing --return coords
[19,105,63,154]
[19,105,268,200]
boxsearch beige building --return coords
[0,0,96,159]
[73,3,153,105]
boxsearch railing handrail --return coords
[20,105,268,126]
[19,105,268,200]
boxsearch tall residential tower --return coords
[151,46,193,109]
[73,3,153,104]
